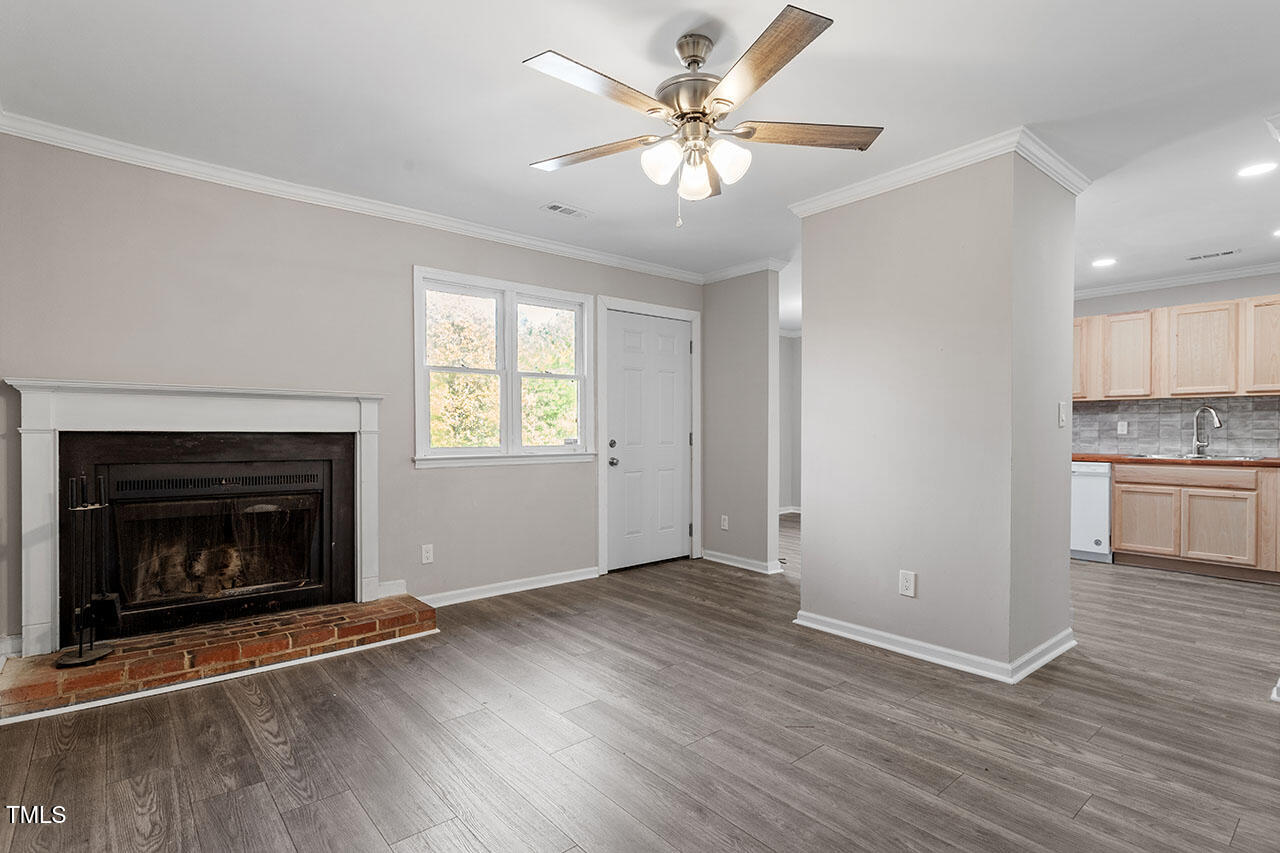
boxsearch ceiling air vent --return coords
[540,202,590,221]
[1186,249,1241,262]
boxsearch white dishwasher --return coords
[1070,461,1112,562]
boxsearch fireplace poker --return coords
[55,474,115,668]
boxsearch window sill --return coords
[413,453,596,469]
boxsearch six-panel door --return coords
[606,310,692,570]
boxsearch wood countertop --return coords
[1073,453,1280,468]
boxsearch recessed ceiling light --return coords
[1274,229,1280,238]
[1092,257,1117,268]
[1237,162,1277,177]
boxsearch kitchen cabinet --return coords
[1075,290,1280,400]
[1100,311,1152,398]
[1182,488,1256,565]
[1110,463,1277,573]
[1242,294,1280,392]
[1072,317,1088,399]
[1113,484,1180,555]
[1168,301,1237,395]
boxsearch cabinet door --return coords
[1181,488,1257,566]
[1242,295,1280,392]
[1072,317,1088,399]
[1101,311,1152,397]
[1168,301,1238,395]
[1113,484,1180,555]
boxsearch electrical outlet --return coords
[899,570,917,598]
[1117,420,1128,435]
[1058,401,1068,428]
[720,514,729,531]
[420,544,433,564]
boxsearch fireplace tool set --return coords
[57,475,121,668]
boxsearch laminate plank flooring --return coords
[3,555,1277,852]
[779,511,801,575]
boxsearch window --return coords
[413,267,593,466]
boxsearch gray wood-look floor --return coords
[779,511,801,575]
[2,551,1278,852]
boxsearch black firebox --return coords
[58,432,355,646]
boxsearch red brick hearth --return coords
[0,595,436,718]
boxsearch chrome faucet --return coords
[1191,405,1223,457]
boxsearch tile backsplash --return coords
[1073,397,1280,458]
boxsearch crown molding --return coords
[701,257,789,284]
[790,126,1091,218]
[0,109,708,285]
[1074,260,1280,301]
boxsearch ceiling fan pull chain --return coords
[676,192,683,228]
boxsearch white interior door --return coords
[606,310,692,570]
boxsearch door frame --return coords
[597,296,702,574]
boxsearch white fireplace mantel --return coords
[5,378,386,657]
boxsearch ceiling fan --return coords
[524,5,882,205]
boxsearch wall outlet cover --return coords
[720,515,729,531]
[421,544,434,564]
[898,570,917,597]
[1058,401,1068,428]
[1117,420,1128,435]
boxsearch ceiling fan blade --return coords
[733,121,883,150]
[701,6,832,115]
[525,51,673,119]
[530,135,661,171]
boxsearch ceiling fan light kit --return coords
[525,4,883,215]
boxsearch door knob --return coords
[608,457,619,467]
[608,439,617,448]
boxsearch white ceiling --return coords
[2,1,1279,291]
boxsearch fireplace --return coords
[58,432,355,645]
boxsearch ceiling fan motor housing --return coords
[656,72,720,118]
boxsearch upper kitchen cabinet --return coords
[1242,294,1280,393]
[1072,317,1088,399]
[1100,310,1152,398]
[1168,300,1238,396]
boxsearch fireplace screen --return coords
[114,494,319,606]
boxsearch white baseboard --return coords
[421,567,598,608]
[378,579,408,598]
[794,610,1076,684]
[0,628,439,727]
[702,551,784,575]
[779,506,801,515]
[0,634,21,668]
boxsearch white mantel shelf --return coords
[5,378,387,658]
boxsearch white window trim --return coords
[413,265,595,468]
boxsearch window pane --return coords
[424,289,497,369]
[517,303,576,374]
[429,371,500,448]
[521,377,579,447]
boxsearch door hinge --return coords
[689,522,693,536]
[689,340,693,354]
[689,432,693,446]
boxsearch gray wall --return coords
[802,152,1075,666]
[0,133,704,637]
[1074,272,1280,316]
[701,271,779,567]
[779,335,802,509]
[1074,397,1280,458]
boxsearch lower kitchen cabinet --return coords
[1114,484,1181,556]
[1181,488,1257,566]
[1111,464,1278,574]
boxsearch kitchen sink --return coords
[1128,453,1263,461]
